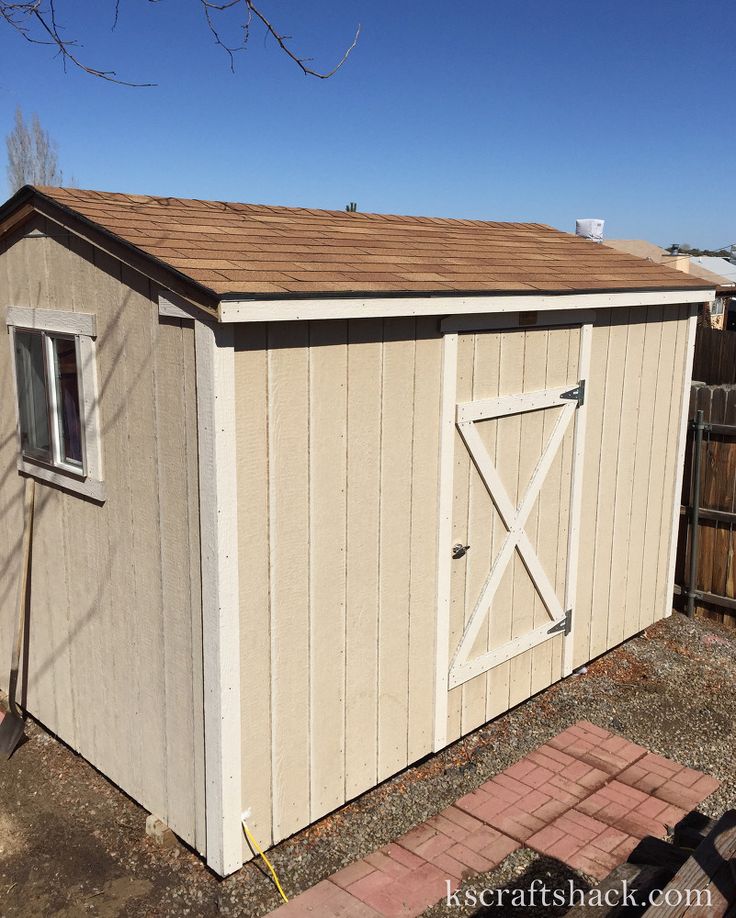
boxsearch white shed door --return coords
[438,321,591,709]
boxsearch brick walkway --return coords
[269,721,719,917]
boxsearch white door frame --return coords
[433,310,593,750]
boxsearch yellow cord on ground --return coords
[242,820,289,903]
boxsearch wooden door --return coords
[434,315,592,748]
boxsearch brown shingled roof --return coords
[21,186,710,299]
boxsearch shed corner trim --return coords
[195,320,243,876]
[664,304,699,619]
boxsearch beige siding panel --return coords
[589,311,630,660]
[607,313,646,649]
[42,227,104,754]
[0,236,23,703]
[407,319,442,762]
[529,327,575,696]
[120,265,167,814]
[0,230,203,851]
[344,319,382,798]
[573,316,611,668]
[377,318,416,780]
[182,318,206,852]
[638,309,682,631]
[154,316,204,844]
[622,308,663,639]
[486,330,525,719]
[309,320,348,819]
[96,251,149,802]
[460,331,499,734]
[508,329,549,709]
[18,227,67,738]
[235,323,273,848]
[267,321,311,840]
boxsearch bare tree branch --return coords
[0,1,360,85]
[202,0,361,79]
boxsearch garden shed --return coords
[0,186,712,876]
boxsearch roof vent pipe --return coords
[575,218,605,243]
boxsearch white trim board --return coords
[194,320,243,877]
[6,305,96,337]
[562,322,593,675]
[664,305,699,618]
[219,290,712,324]
[432,331,458,752]
[158,291,201,321]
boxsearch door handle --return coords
[452,543,470,559]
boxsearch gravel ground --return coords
[1,611,734,917]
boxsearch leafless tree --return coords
[0,1,360,86]
[6,107,63,193]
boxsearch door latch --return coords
[452,543,470,560]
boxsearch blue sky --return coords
[0,0,733,247]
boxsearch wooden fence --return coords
[692,326,736,385]
[675,384,736,626]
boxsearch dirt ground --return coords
[1,611,734,918]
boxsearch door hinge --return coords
[561,380,585,408]
[548,609,572,636]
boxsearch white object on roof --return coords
[576,218,605,242]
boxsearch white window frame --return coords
[7,306,105,502]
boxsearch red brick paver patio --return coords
[269,721,719,917]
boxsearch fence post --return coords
[686,409,704,618]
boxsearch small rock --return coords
[145,814,177,849]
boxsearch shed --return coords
[0,186,712,876]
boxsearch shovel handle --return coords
[8,478,35,720]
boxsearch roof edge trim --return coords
[0,185,219,318]
[218,288,714,323]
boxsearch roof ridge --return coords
[33,185,549,230]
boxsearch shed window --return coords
[7,307,104,501]
[14,330,84,472]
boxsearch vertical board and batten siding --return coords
[234,304,693,852]
[572,304,692,668]
[0,218,206,852]
[234,318,442,850]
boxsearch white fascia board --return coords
[218,289,714,323]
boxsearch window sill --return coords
[18,457,106,503]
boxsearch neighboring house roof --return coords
[0,185,709,304]
[605,239,734,289]
[603,239,671,263]
[689,256,736,286]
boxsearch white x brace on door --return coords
[449,383,581,688]
[434,312,593,750]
